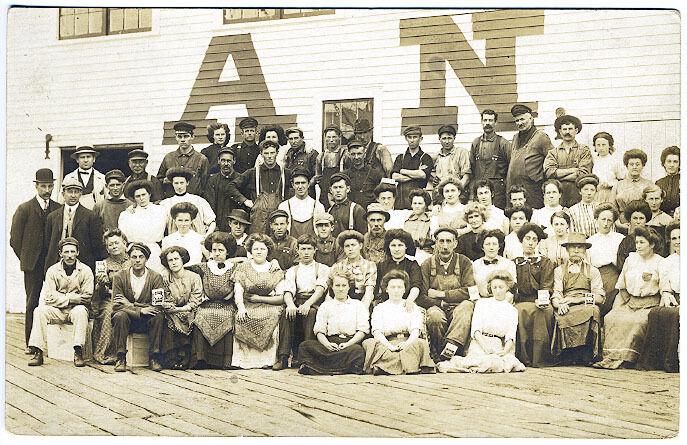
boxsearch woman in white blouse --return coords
[430,178,467,234]
[595,226,663,369]
[296,272,369,375]
[638,222,680,372]
[503,205,533,260]
[472,229,517,298]
[587,203,625,316]
[363,270,435,375]
[538,211,571,267]
[591,132,624,205]
[161,202,205,266]
[531,179,566,234]
[118,180,167,273]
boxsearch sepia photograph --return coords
[3,1,682,439]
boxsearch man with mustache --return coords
[506,104,554,209]
[543,115,593,207]
[470,110,511,209]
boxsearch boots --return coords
[28,348,43,366]
[114,352,127,372]
[73,346,85,367]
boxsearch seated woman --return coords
[568,174,600,238]
[375,229,422,307]
[531,179,566,234]
[232,233,286,369]
[364,270,435,375]
[404,189,434,264]
[189,232,239,370]
[329,230,377,310]
[297,272,369,375]
[157,246,203,370]
[591,131,623,205]
[161,202,205,266]
[538,211,571,267]
[503,205,533,260]
[456,202,487,261]
[472,229,517,298]
[655,145,680,216]
[437,270,525,373]
[613,148,654,232]
[637,222,679,372]
[92,229,131,365]
[513,223,555,367]
[430,178,466,234]
[587,203,625,316]
[616,200,653,270]
[595,226,663,369]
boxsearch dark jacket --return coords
[111,267,166,319]
[10,197,60,272]
[44,205,105,273]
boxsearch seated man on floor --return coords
[110,242,167,372]
[417,227,477,361]
[28,237,94,367]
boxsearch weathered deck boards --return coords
[4,313,679,438]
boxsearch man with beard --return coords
[544,115,593,207]
[124,150,164,202]
[11,168,61,352]
[506,104,554,209]
[157,122,210,198]
[93,170,130,231]
[346,118,393,177]
[343,140,385,210]
[205,148,241,232]
[432,124,471,203]
[230,117,260,174]
[470,110,511,209]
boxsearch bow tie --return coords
[483,258,499,265]
[217,262,225,269]
[79,170,91,175]
[515,256,541,266]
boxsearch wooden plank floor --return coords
[4,313,679,438]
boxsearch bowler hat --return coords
[34,168,55,183]
[365,203,390,222]
[554,115,583,132]
[437,125,457,137]
[58,237,80,250]
[173,122,196,134]
[127,149,149,160]
[70,146,98,160]
[227,209,251,225]
[353,118,373,133]
[239,117,258,129]
[61,177,84,191]
[561,232,592,249]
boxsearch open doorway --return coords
[60,143,143,179]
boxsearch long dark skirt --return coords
[190,325,234,369]
[156,324,191,370]
[515,302,554,367]
[297,336,365,375]
[551,304,602,365]
[637,306,680,372]
[598,264,620,317]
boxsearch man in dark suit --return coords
[10,168,61,351]
[45,177,105,274]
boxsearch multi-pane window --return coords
[59,8,151,39]
[223,8,334,24]
[322,98,374,147]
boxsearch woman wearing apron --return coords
[278,169,325,239]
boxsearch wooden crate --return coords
[46,321,93,361]
[126,333,150,367]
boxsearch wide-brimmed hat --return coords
[561,232,592,249]
[70,146,98,160]
[34,168,55,183]
[353,118,373,133]
[554,115,583,132]
[227,209,251,225]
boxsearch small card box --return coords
[151,288,165,306]
[468,285,480,301]
[536,290,550,306]
[95,260,107,275]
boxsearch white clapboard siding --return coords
[4,7,680,312]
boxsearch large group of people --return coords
[10,104,680,376]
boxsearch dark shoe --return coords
[28,350,43,366]
[290,359,301,369]
[272,357,287,371]
[298,364,312,375]
[73,346,85,367]
[150,358,162,372]
[114,358,127,372]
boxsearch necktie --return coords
[66,207,73,238]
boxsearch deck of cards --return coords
[151,288,166,306]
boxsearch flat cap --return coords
[313,212,334,225]
[511,103,533,117]
[329,172,351,185]
[62,177,84,191]
[291,168,311,180]
[323,125,342,136]
[105,169,126,183]
[238,117,258,129]
[353,118,373,133]
[259,140,280,150]
[127,149,149,160]
[285,127,304,137]
[218,147,236,158]
[347,139,364,150]
[173,122,196,133]
[70,146,98,160]
[365,203,390,221]
[127,242,151,259]
[268,209,290,222]
[433,226,459,239]
[403,126,422,137]
[58,237,80,250]
[437,125,457,137]
[165,167,194,182]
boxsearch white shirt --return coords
[161,230,205,265]
[483,205,509,234]
[503,232,525,260]
[370,299,423,336]
[283,261,330,296]
[130,269,148,302]
[118,204,167,244]
[313,297,369,336]
[616,252,662,297]
[532,205,564,233]
[385,209,412,230]
[278,196,325,223]
[35,195,50,210]
[659,253,680,294]
[470,298,518,342]
[472,256,517,297]
[588,232,625,268]
[160,193,216,235]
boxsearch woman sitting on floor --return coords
[189,232,239,370]
[297,272,369,375]
[363,270,435,375]
[437,270,525,373]
[595,226,663,369]
[232,233,286,369]
[637,222,680,372]
[157,246,203,370]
